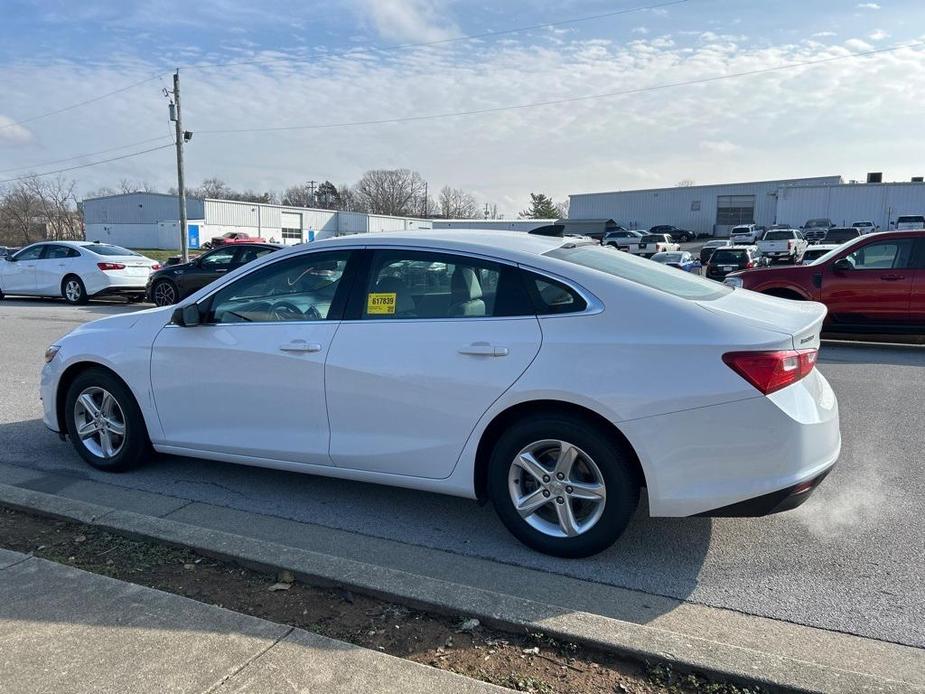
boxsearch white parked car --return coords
[851,220,878,234]
[0,241,160,304]
[730,224,762,244]
[756,229,808,264]
[40,232,840,557]
[894,214,925,231]
[799,244,839,264]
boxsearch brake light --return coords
[97,262,126,271]
[722,349,818,394]
[151,263,161,271]
[745,261,754,269]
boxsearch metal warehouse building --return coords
[569,177,925,237]
[82,193,432,250]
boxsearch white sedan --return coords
[0,241,160,304]
[40,232,840,557]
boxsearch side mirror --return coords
[172,303,202,327]
[832,258,853,273]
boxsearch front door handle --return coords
[880,274,905,281]
[459,343,509,357]
[279,341,322,353]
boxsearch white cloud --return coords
[812,31,837,38]
[5,35,925,212]
[632,26,649,35]
[700,140,741,155]
[0,116,33,145]
[869,29,890,41]
[856,2,880,8]
[351,0,456,42]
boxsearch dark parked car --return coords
[801,218,834,244]
[146,243,281,306]
[822,227,863,244]
[724,230,925,332]
[649,225,695,242]
[602,229,644,249]
[705,246,760,281]
[699,239,733,264]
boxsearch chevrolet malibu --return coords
[40,232,840,557]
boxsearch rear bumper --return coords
[90,285,147,298]
[694,467,832,517]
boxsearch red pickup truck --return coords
[209,231,267,248]
[723,230,925,331]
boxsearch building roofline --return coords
[82,192,204,203]
[568,175,844,198]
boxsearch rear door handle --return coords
[458,343,509,357]
[880,274,905,281]
[279,341,322,353]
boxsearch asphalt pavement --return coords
[0,298,923,649]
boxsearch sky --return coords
[1,0,924,216]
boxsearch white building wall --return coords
[776,182,925,230]
[568,177,842,236]
[83,193,204,225]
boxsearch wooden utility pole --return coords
[171,70,189,263]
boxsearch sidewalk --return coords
[0,548,504,694]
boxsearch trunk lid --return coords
[697,289,826,350]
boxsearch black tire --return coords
[151,279,179,307]
[62,275,88,305]
[488,413,639,558]
[64,367,149,472]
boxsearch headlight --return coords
[44,345,61,363]
[724,277,744,289]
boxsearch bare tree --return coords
[118,178,158,194]
[0,183,43,244]
[337,184,365,212]
[437,186,479,219]
[555,198,570,219]
[353,169,427,216]
[24,176,82,240]
[282,182,316,208]
[84,186,117,199]
[192,177,232,199]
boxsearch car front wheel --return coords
[488,414,639,557]
[65,368,149,471]
[152,279,179,306]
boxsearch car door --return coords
[325,249,542,479]
[177,246,236,296]
[821,238,916,324]
[0,244,44,293]
[150,249,356,463]
[908,238,925,324]
[33,244,79,295]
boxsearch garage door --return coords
[280,212,303,245]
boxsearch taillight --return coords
[745,261,754,269]
[97,262,126,271]
[151,263,161,271]
[722,349,818,394]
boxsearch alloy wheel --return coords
[507,439,607,538]
[65,279,83,303]
[153,281,177,306]
[73,386,126,459]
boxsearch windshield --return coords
[897,216,924,223]
[654,253,684,263]
[82,244,139,257]
[546,245,730,301]
[825,229,860,242]
[763,231,793,240]
[805,220,830,228]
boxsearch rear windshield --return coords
[897,215,925,223]
[762,231,793,240]
[710,250,748,264]
[83,244,139,257]
[640,235,662,242]
[545,245,730,301]
[825,229,860,242]
[731,227,751,233]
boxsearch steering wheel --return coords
[270,301,304,321]
[304,305,322,321]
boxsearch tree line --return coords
[0,168,568,246]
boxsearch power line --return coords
[183,0,689,70]
[0,143,175,184]
[0,74,164,132]
[0,136,172,174]
[197,41,925,136]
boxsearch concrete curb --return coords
[1,482,920,694]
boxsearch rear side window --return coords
[522,271,587,315]
[42,245,80,259]
[359,251,533,319]
[546,245,730,301]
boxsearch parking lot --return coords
[0,297,923,650]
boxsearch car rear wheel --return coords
[62,275,88,305]
[488,414,639,557]
[65,368,149,472]
[152,279,179,306]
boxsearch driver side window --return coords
[208,251,351,324]
[844,240,913,270]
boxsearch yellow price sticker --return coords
[367,292,397,315]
